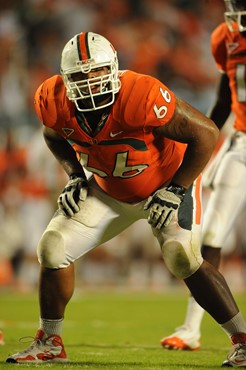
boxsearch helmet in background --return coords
[60,32,121,112]
[224,0,246,32]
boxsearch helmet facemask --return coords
[60,32,121,112]
[224,0,246,32]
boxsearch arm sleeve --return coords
[116,71,176,131]
[211,24,227,73]
[144,79,176,128]
[34,82,45,123]
[33,75,64,128]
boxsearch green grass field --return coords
[0,289,245,369]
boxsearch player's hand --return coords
[144,183,186,230]
[57,174,88,217]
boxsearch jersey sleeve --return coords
[118,71,176,130]
[211,23,227,73]
[144,78,176,128]
[34,75,65,128]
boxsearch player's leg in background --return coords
[161,143,246,350]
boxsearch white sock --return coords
[221,312,246,338]
[183,296,204,334]
[40,318,63,337]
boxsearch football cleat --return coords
[161,325,201,351]
[6,329,68,363]
[222,333,246,367]
[0,330,5,345]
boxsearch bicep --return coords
[153,98,217,144]
[43,126,70,156]
[43,126,65,143]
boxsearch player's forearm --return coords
[44,132,86,179]
[154,98,219,188]
[207,73,231,130]
[171,133,218,188]
[207,100,231,130]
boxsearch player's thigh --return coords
[37,184,138,269]
[203,152,246,247]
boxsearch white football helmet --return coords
[60,32,121,112]
[224,0,246,32]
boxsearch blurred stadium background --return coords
[0,0,245,293]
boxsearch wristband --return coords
[69,173,87,181]
[166,182,186,200]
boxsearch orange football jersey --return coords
[34,70,186,203]
[211,22,246,132]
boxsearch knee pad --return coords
[161,240,203,279]
[37,230,68,269]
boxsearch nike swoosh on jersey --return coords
[110,131,123,137]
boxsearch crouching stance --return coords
[6,31,246,367]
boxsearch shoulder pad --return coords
[34,75,73,127]
[113,70,176,129]
[211,23,228,72]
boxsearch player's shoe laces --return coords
[6,329,68,363]
[0,330,5,345]
[222,333,246,368]
[161,325,201,351]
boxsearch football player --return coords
[161,0,246,364]
[6,30,246,367]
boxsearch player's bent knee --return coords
[37,230,68,269]
[161,241,202,279]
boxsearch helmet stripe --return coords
[77,32,90,61]
[85,33,90,59]
[76,34,82,60]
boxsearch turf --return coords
[0,289,245,369]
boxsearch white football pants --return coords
[202,131,246,248]
[37,177,203,279]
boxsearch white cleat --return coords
[6,329,68,363]
[222,333,246,368]
[161,325,201,351]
